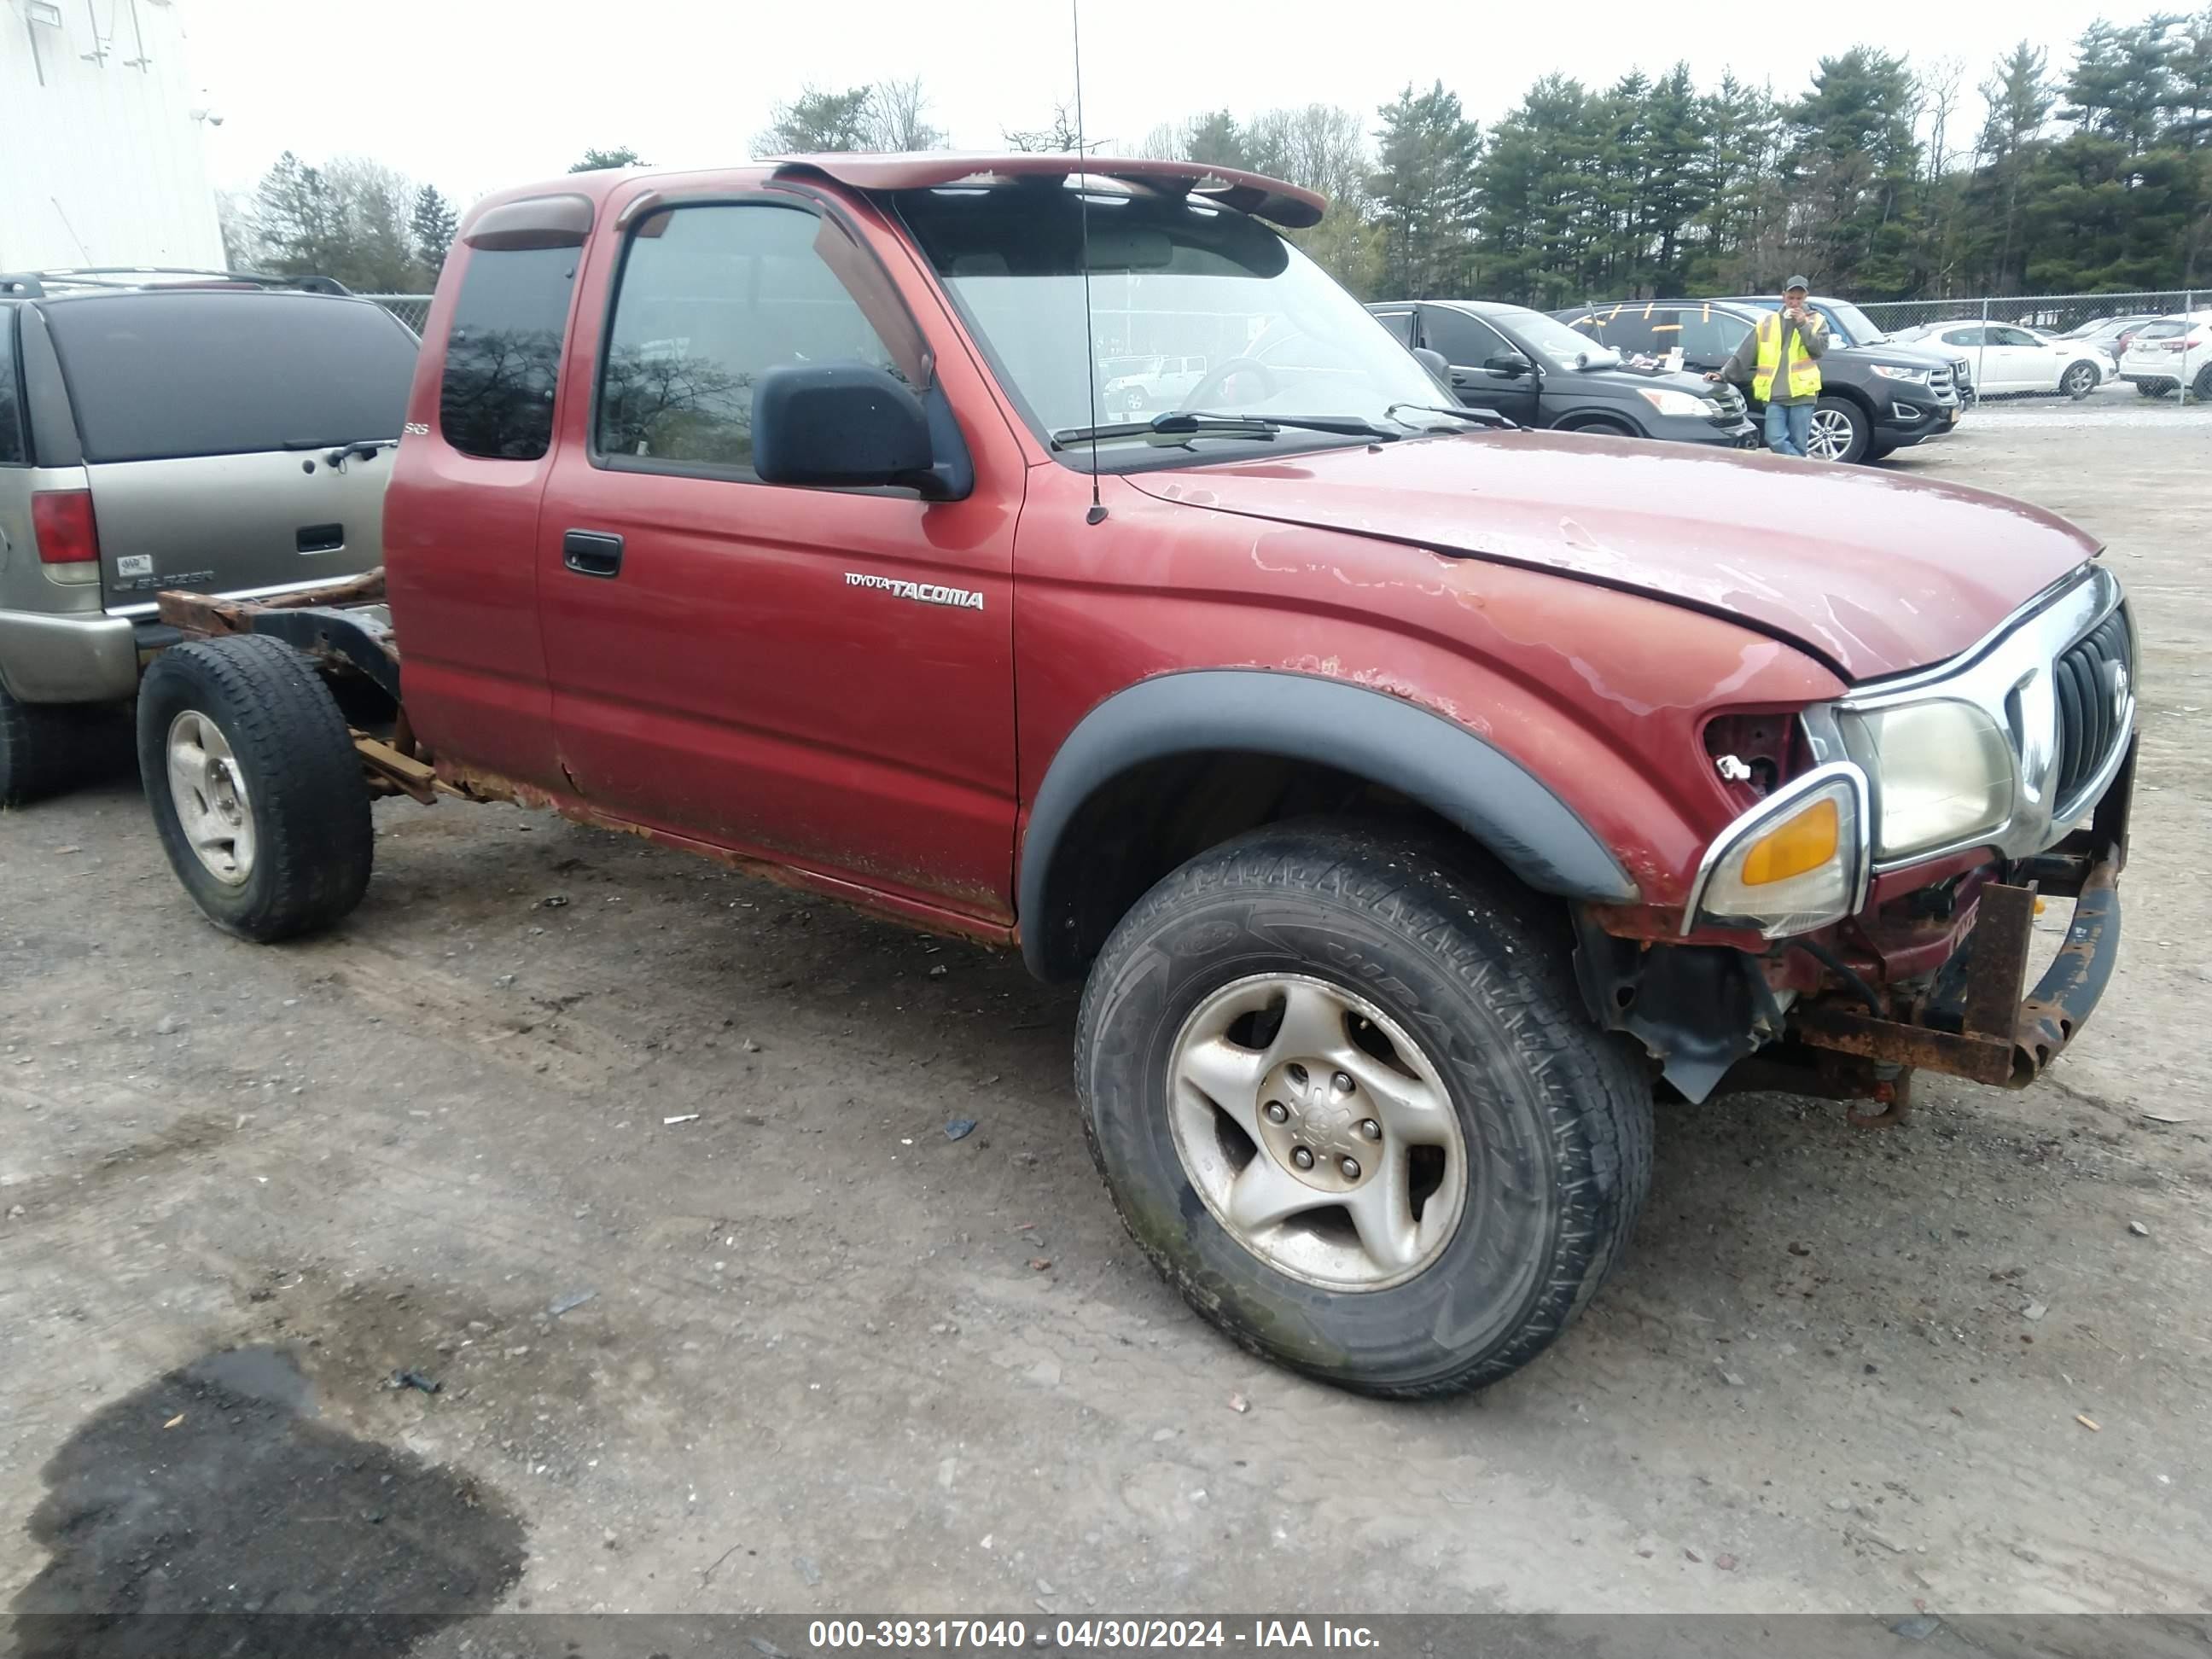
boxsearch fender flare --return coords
[1017,669,1638,980]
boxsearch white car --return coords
[2116,311,2212,400]
[1102,354,1210,414]
[1898,321,2110,399]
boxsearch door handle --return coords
[562,530,624,579]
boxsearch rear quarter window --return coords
[439,245,578,461]
[0,308,23,464]
[42,293,418,463]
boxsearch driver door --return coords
[1418,306,1541,425]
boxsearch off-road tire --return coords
[0,683,80,807]
[137,635,372,941]
[1808,396,1871,463]
[1074,823,1654,1398]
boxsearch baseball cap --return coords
[1783,275,1811,291]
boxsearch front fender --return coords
[1016,668,1637,980]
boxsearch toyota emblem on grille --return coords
[2109,661,2130,724]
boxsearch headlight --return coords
[1686,764,1867,939]
[1842,699,2014,859]
[1871,364,1930,382]
[1637,387,1713,417]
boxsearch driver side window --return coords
[595,201,905,477]
[1420,306,1508,367]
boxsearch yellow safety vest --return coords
[1752,312,1823,402]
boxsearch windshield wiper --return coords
[1052,410,1403,449]
[1383,402,1516,431]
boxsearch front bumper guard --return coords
[1791,740,2132,1090]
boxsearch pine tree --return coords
[1370,83,1482,296]
[410,184,459,282]
[754,88,874,155]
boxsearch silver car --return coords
[0,273,416,803]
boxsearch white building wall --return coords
[0,0,224,272]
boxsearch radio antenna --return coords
[1072,0,1106,525]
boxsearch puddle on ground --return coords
[9,1344,526,1658]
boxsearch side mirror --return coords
[1484,352,1533,378]
[752,363,947,497]
[1411,346,1449,385]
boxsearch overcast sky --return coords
[187,0,2129,206]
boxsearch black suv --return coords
[1371,300,1756,447]
[1718,293,1976,403]
[1551,299,1963,463]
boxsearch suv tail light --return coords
[31,490,102,585]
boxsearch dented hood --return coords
[1130,431,2099,680]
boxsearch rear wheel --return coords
[2062,361,2100,399]
[1075,823,1653,1398]
[137,635,372,941]
[0,684,79,807]
[2137,380,2172,399]
[1807,397,1871,463]
[2193,365,2212,403]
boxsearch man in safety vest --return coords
[1710,276,1828,457]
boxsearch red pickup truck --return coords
[134,154,2136,1398]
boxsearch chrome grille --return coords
[2052,607,2133,811]
[1709,384,1746,420]
[1927,364,1957,404]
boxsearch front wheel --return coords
[1074,824,1653,1398]
[2062,361,2100,399]
[2137,380,2171,399]
[1807,397,1871,463]
[137,635,373,942]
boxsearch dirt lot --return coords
[3,422,2208,1629]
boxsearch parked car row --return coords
[1368,301,1758,448]
[1547,296,1963,463]
[2114,311,2212,399]
[1889,320,2110,399]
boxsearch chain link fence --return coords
[1854,289,2209,413]
[364,294,431,334]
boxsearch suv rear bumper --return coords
[0,608,140,703]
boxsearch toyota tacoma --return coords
[131,155,2136,1398]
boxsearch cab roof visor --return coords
[463,193,596,251]
[766,153,1328,230]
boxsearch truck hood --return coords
[1130,431,2098,680]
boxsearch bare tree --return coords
[865,77,946,151]
[1918,55,1967,180]
[1003,101,1104,154]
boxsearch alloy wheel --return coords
[1167,974,1470,1289]
[166,709,256,886]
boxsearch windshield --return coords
[1818,300,1886,345]
[894,182,1445,456]
[1492,307,1621,370]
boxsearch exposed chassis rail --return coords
[156,568,438,804]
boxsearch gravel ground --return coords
[2,422,2207,1631]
